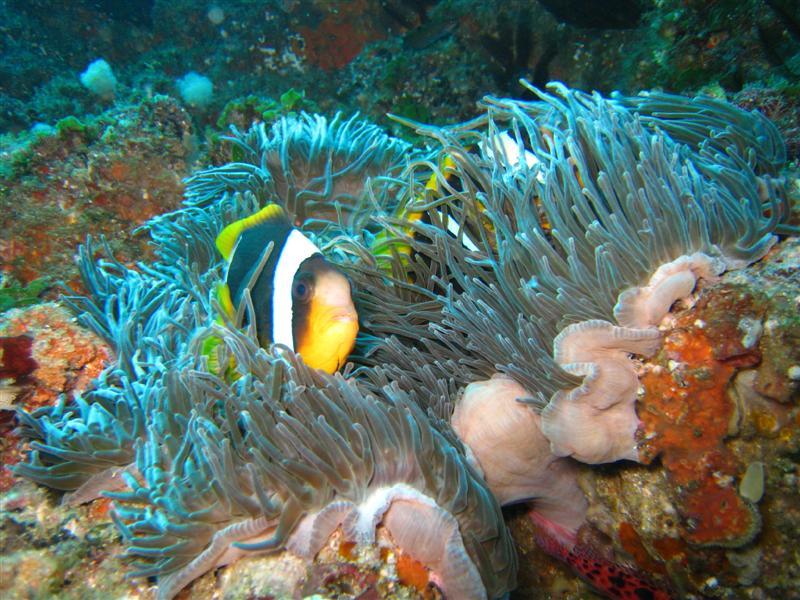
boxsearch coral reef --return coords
[0,96,194,287]
[0,304,111,412]
[633,0,800,94]
[0,276,52,313]
[3,82,798,600]
[0,0,798,597]
[734,84,800,163]
[584,239,799,598]
[0,479,136,599]
[299,6,386,71]
[3,0,797,139]
[0,303,111,492]
[638,286,765,548]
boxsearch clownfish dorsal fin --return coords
[215,203,288,260]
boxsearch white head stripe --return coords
[272,229,321,350]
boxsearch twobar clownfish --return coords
[212,203,358,375]
[370,130,553,277]
[370,155,482,263]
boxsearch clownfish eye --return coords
[292,278,313,302]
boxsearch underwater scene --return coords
[1,1,799,599]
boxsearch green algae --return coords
[215,89,317,130]
[0,277,52,314]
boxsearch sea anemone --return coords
[13,113,518,598]
[184,112,413,235]
[13,87,790,598]
[108,330,516,599]
[343,80,789,470]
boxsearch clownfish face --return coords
[291,258,358,374]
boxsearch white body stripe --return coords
[436,210,479,252]
[437,210,481,252]
[272,229,320,350]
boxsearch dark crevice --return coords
[536,0,650,29]
[763,0,800,41]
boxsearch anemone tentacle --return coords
[183,112,414,237]
[610,87,788,176]
[345,82,789,465]
[108,326,517,599]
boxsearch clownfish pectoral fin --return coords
[215,203,288,260]
[201,333,223,375]
[215,282,236,320]
[200,332,240,381]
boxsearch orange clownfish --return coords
[210,203,358,375]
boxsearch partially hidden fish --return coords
[529,511,674,600]
[372,130,549,264]
[370,154,483,265]
[211,203,358,375]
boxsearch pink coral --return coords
[0,303,111,410]
[541,321,662,464]
[452,375,587,533]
